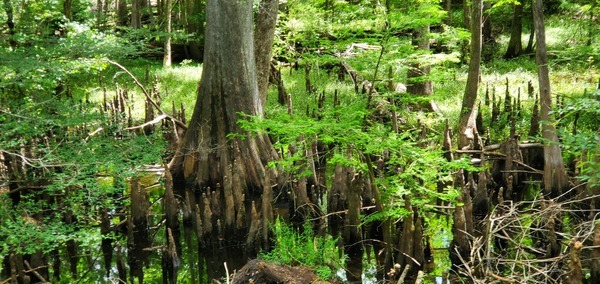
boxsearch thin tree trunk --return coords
[592,222,600,279]
[525,0,535,53]
[533,0,569,197]
[458,0,483,149]
[482,1,493,43]
[255,0,279,108]
[463,0,471,29]
[2,0,16,49]
[504,2,524,58]
[407,25,432,97]
[96,0,103,28]
[63,0,72,20]
[131,0,141,29]
[445,0,452,25]
[163,0,172,67]
[117,0,128,26]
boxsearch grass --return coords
[84,59,202,122]
[72,11,598,156]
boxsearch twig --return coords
[23,260,48,283]
[487,271,516,283]
[0,276,15,284]
[397,264,411,284]
[483,142,544,151]
[224,262,230,284]
[87,127,104,137]
[124,114,168,130]
[414,271,424,284]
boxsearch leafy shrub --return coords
[260,218,345,280]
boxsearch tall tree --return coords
[131,0,141,28]
[2,0,16,49]
[163,0,172,67]
[533,0,569,197]
[504,1,524,58]
[458,0,483,149]
[63,0,72,20]
[184,0,204,61]
[171,0,278,247]
[95,0,103,28]
[117,0,128,26]
[407,25,432,97]
[444,0,452,25]
[463,0,471,28]
[254,0,279,107]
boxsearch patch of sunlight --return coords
[155,63,203,121]
[432,68,467,122]
[286,18,306,31]
[545,18,586,49]
[551,67,599,96]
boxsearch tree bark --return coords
[463,0,471,29]
[482,1,493,44]
[525,1,535,54]
[445,0,452,25]
[254,0,279,108]
[95,0,103,28]
[117,0,128,26]
[592,222,600,280]
[533,0,569,197]
[171,0,278,247]
[504,2,524,59]
[407,26,432,96]
[131,0,141,29]
[163,0,172,67]
[63,0,72,20]
[2,0,17,49]
[458,0,483,149]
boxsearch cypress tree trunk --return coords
[171,0,278,248]
[407,26,432,97]
[63,0,72,20]
[533,0,569,197]
[3,0,17,49]
[117,0,128,26]
[463,0,471,29]
[131,0,141,29]
[504,2,524,59]
[255,0,279,107]
[458,0,483,149]
[163,0,172,67]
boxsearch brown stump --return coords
[128,177,151,284]
[232,259,321,284]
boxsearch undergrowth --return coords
[259,218,345,281]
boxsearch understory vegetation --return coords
[1,0,600,283]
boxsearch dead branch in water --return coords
[453,192,600,283]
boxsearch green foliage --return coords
[260,218,345,280]
[1,0,600,281]
[0,92,166,260]
[244,69,465,244]
[556,89,600,187]
[0,25,137,103]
